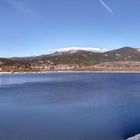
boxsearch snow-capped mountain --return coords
[1,47,140,72]
[54,47,107,54]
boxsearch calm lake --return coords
[0,73,140,140]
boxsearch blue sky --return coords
[0,0,140,57]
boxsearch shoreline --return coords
[0,70,140,74]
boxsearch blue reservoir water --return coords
[0,73,140,140]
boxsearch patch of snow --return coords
[115,53,121,57]
[136,48,140,52]
[104,54,108,57]
[54,47,107,53]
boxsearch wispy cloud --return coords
[3,0,38,18]
[99,0,114,15]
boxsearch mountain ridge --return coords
[1,47,140,72]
